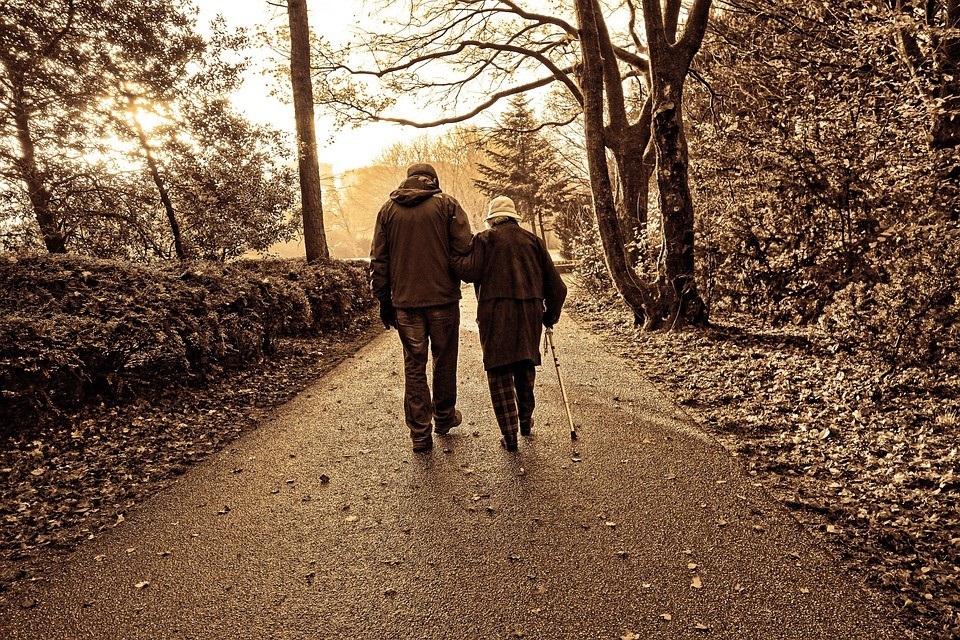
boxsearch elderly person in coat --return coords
[452,196,567,451]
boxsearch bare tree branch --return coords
[320,72,569,128]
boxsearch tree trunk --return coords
[575,0,657,326]
[610,98,654,264]
[536,208,547,246]
[931,0,960,148]
[649,77,707,326]
[641,0,711,327]
[132,113,187,260]
[11,93,66,254]
[287,0,329,262]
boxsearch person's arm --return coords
[450,233,485,283]
[369,205,395,328]
[448,197,473,256]
[541,241,567,327]
[447,196,483,282]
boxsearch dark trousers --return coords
[486,360,536,438]
[395,302,460,443]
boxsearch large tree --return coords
[286,0,329,262]
[312,0,713,328]
[0,0,202,255]
[474,95,575,243]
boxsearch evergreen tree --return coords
[474,96,574,244]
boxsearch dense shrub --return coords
[554,203,612,295]
[821,225,960,381]
[690,2,956,317]
[0,254,376,435]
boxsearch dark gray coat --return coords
[452,220,567,370]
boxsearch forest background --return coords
[1,1,959,638]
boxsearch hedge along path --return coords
[0,286,899,639]
[0,255,373,434]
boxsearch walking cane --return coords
[544,327,578,441]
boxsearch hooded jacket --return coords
[370,174,473,308]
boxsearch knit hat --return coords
[485,196,521,221]
[406,163,439,181]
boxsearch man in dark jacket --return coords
[451,195,567,451]
[370,163,473,452]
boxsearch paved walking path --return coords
[0,291,896,639]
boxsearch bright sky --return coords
[193,0,416,175]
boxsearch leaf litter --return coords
[572,292,960,639]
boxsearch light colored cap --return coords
[485,195,521,220]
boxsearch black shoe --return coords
[500,435,518,452]
[434,409,463,436]
[412,438,433,453]
[520,418,534,437]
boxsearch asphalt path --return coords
[0,290,897,639]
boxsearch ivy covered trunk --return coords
[649,76,707,326]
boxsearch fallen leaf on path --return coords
[621,632,641,640]
[691,576,703,589]
[660,613,672,621]
[695,622,710,632]
[134,581,149,589]
[688,562,698,570]
[217,505,231,515]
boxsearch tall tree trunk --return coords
[132,112,187,260]
[287,0,329,263]
[11,93,66,254]
[574,0,657,326]
[611,98,654,264]
[649,77,706,325]
[641,0,710,327]
[931,0,960,147]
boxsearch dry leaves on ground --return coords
[570,291,960,640]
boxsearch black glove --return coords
[379,299,397,329]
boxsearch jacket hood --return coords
[390,175,442,206]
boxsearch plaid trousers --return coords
[486,361,537,437]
